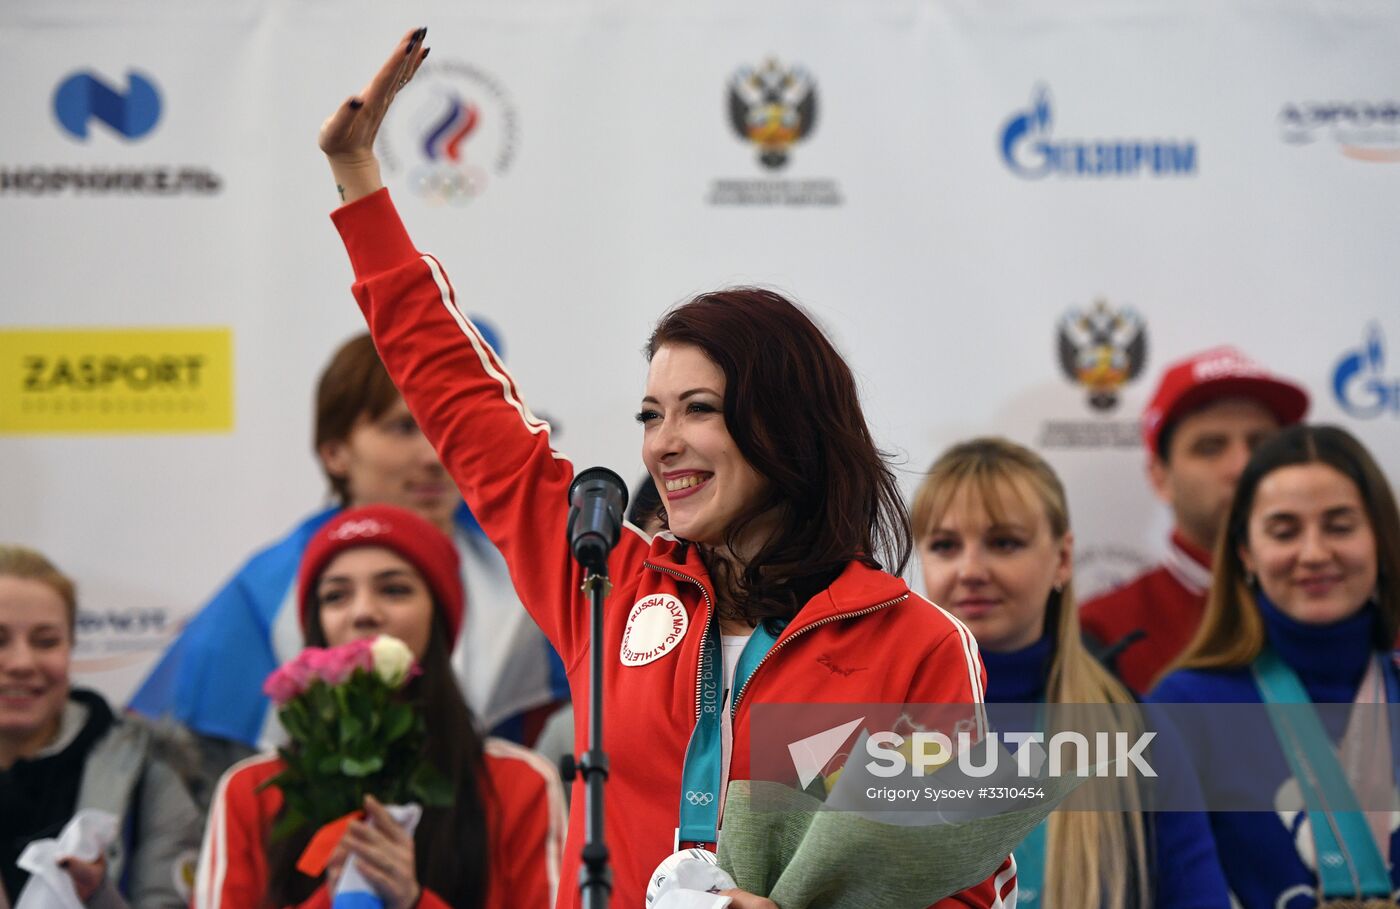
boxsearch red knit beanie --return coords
[297,505,464,647]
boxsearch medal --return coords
[645,847,721,905]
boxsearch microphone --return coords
[568,467,630,573]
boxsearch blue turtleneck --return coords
[981,634,1054,703]
[983,632,1232,908]
[1256,591,1376,703]
[1148,592,1398,909]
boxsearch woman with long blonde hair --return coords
[913,437,1228,908]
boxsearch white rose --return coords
[370,635,414,686]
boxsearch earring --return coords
[1244,570,1257,589]
[1053,582,1065,594]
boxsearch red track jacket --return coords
[330,188,1017,908]
[193,740,565,908]
[1080,531,1212,695]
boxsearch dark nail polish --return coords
[420,47,430,62]
[348,99,363,110]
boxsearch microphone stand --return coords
[576,568,612,909]
[563,465,627,909]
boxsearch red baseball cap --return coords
[297,505,464,648]
[1142,346,1309,455]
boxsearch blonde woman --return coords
[913,438,1229,908]
[0,545,202,908]
[1150,424,1400,907]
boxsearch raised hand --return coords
[319,28,431,204]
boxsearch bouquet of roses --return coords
[260,635,452,846]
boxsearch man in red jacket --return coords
[1080,346,1308,694]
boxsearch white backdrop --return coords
[2,0,1398,704]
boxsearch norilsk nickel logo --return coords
[620,594,689,666]
[53,70,161,141]
[377,59,519,205]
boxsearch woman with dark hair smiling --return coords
[1149,424,1400,907]
[195,505,564,909]
[312,28,1016,909]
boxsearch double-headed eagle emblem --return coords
[1057,300,1148,411]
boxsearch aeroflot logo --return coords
[53,70,162,141]
[999,85,1197,179]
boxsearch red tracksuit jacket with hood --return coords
[331,188,1017,909]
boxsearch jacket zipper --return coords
[730,593,909,716]
[643,561,715,722]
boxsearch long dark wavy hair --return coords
[647,287,912,622]
[263,607,491,908]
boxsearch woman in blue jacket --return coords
[1149,424,1400,908]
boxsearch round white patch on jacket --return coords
[620,594,689,666]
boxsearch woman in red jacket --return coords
[193,505,565,909]
[316,30,1016,909]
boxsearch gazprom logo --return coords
[999,85,1197,179]
[53,70,162,141]
[1333,322,1400,418]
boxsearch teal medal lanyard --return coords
[1252,646,1395,901]
[1014,817,1049,907]
[675,617,782,849]
[1012,703,1048,907]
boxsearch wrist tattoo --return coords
[337,183,346,202]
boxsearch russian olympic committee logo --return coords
[376,59,519,205]
[1056,300,1148,412]
[53,69,162,141]
[727,58,818,170]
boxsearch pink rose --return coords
[262,666,303,706]
[300,647,343,685]
[283,653,319,691]
[302,640,375,686]
[342,638,375,675]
